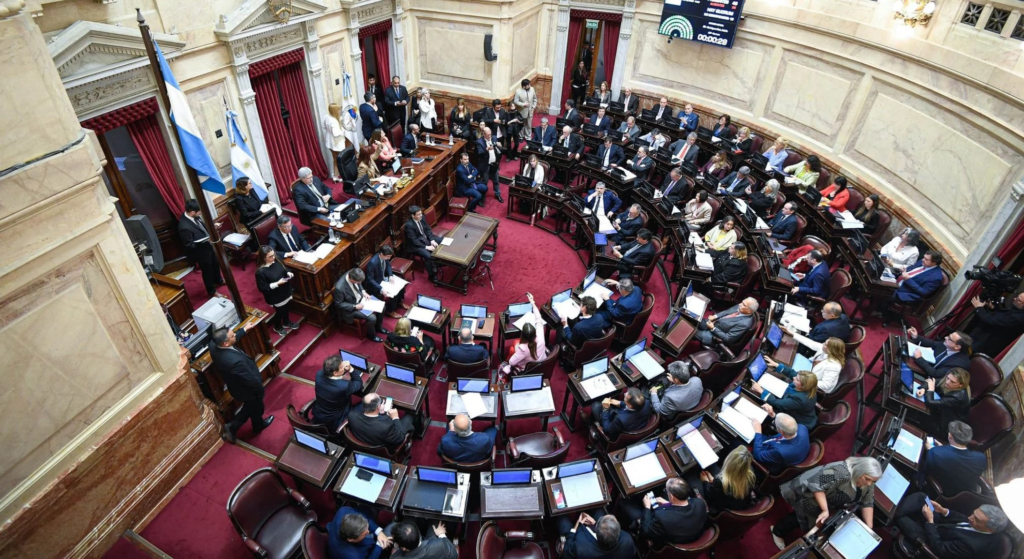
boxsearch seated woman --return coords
[916,368,971,439]
[712,114,734,141]
[762,137,789,173]
[748,179,780,217]
[369,129,397,165]
[783,155,821,192]
[684,190,713,229]
[594,81,612,106]
[703,216,739,256]
[853,194,881,237]
[699,150,733,181]
[730,126,753,163]
[450,98,474,140]
[700,446,759,515]
[233,176,266,224]
[750,370,819,431]
[523,154,545,187]
[767,335,844,393]
[501,294,548,374]
[711,242,748,285]
[818,175,851,213]
[880,228,921,273]
[356,145,380,180]
[387,317,436,363]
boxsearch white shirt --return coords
[790,332,842,393]
[881,237,919,271]
[307,182,326,208]
[322,115,345,151]
[486,139,496,164]
[530,164,545,186]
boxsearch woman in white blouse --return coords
[418,88,437,132]
[880,229,921,273]
[766,333,845,393]
[524,154,545,187]
[323,103,347,181]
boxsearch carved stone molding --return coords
[0,0,25,19]
[355,2,390,23]
[244,27,304,57]
[66,69,155,118]
[235,63,250,75]
[1012,180,1024,202]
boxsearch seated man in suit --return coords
[561,513,636,559]
[766,202,799,241]
[608,203,643,243]
[906,326,972,379]
[590,107,612,135]
[598,278,643,324]
[327,506,391,559]
[752,413,810,475]
[806,302,852,343]
[617,115,642,144]
[585,182,622,218]
[678,104,699,134]
[660,167,690,204]
[454,151,488,212]
[651,97,673,122]
[650,361,704,420]
[557,125,585,161]
[668,132,700,165]
[178,199,223,297]
[638,128,668,151]
[920,421,987,496]
[438,413,497,463]
[626,146,654,183]
[346,392,415,449]
[559,296,609,349]
[334,268,388,342]
[388,521,458,559]
[293,166,339,226]
[399,123,420,157]
[791,250,830,302]
[445,327,490,365]
[364,245,407,318]
[597,136,625,170]
[403,205,443,282]
[532,116,557,148]
[563,99,583,128]
[619,477,708,546]
[695,297,758,346]
[618,86,640,115]
[611,229,656,280]
[591,387,653,442]
[894,495,1008,558]
[716,165,753,197]
[892,251,946,305]
[312,355,364,432]
[267,215,311,258]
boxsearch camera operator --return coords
[969,293,1024,357]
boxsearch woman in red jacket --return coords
[819,175,851,213]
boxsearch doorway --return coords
[573,21,605,93]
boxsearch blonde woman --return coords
[783,155,821,191]
[387,317,436,361]
[700,446,758,514]
[418,88,437,131]
[763,137,789,173]
[731,126,753,159]
[699,150,733,181]
[768,334,845,393]
[751,370,819,431]
[323,103,348,181]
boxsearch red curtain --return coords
[278,63,331,181]
[253,72,300,203]
[126,113,185,217]
[373,31,392,92]
[603,20,620,85]
[359,20,393,92]
[561,17,584,108]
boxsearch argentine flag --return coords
[227,109,268,200]
[154,42,226,195]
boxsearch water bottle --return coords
[448,134,454,145]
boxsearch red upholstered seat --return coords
[476,522,545,559]
[301,522,328,559]
[226,468,316,559]
[506,427,570,468]
[811,400,850,441]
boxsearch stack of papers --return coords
[695,252,715,270]
[408,306,437,324]
[685,296,708,318]
[381,276,409,298]
[259,203,281,215]
[223,232,250,247]
[718,405,755,442]
[314,243,336,259]
[293,251,319,264]
[629,351,665,379]
[581,282,613,303]
[440,237,454,246]
[734,397,769,423]
[552,299,581,321]
[512,312,536,330]
[580,375,616,398]
[907,342,935,363]
[758,374,790,398]
[876,464,910,505]
[892,429,923,463]
[597,215,617,234]
[460,392,490,418]
[681,430,719,468]
[361,298,386,314]
[623,453,665,487]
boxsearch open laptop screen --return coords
[766,322,784,349]
[418,467,458,484]
[511,374,543,392]
[294,429,328,453]
[461,304,487,319]
[582,357,609,380]
[340,350,368,372]
[417,295,442,312]
[507,302,532,317]
[355,453,392,475]
[386,363,416,384]
[557,460,596,478]
[457,379,490,393]
[624,439,658,461]
[624,338,647,362]
[492,469,533,485]
[748,354,768,381]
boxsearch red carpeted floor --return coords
[107,146,903,558]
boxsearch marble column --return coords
[610,0,635,96]
[392,1,407,82]
[548,0,571,115]
[302,21,332,175]
[349,19,368,144]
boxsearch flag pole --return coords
[137,9,247,319]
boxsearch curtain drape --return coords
[603,20,620,86]
[359,20,393,88]
[561,17,584,108]
[278,63,331,181]
[253,72,300,203]
[373,31,392,93]
[127,113,185,217]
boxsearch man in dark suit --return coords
[209,324,272,443]
[293,167,339,226]
[346,392,414,449]
[893,251,945,304]
[716,165,753,197]
[613,229,656,279]
[177,199,223,296]
[608,204,642,242]
[907,326,972,379]
[598,278,643,324]
[895,494,1008,558]
[627,146,654,183]
[438,413,497,463]
[591,387,653,441]
[388,521,458,559]
[562,513,636,559]
[660,167,690,204]
[597,137,625,169]
[365,74,385,111]
[617,86,640,115]
[403,205,443,282]
[968,292,1024,357]
[589,107,612,135]
[533,117,557,148]
[807,302,851,342]
[312,355,363,432]
[651,97,673,122]
[752,414,810,475]
[766,202,799,240]
[559,296,609,348]
[326,506,390,559]
[267,215,310,258]
[620,478,708,546]
[695,297,758,346]
[475,126,504,202]
[333,268,387,342]
[919,421,986,496]
[563,99,583,128]
[678,104,700,134]
[359,92,384,142]
[668,132,700,165]
[383,75,409,130]
[364,245,407,318]
[557,125,584,160]
[792,250,830,302]
[399,123,419,157]
[585,182,622,218]
[454,152,487,212]
[481,98,506,142]
[445,328,490,364]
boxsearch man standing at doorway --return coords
[514,79,538,141]
[383,75,410,131]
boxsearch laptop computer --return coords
[385,363,417,385]
[293,428,331,454]
[406,467,462,513]
[681,282,709,320]
[624,439,658,461]
[802,187,823,205]
[609,101,625,112]
[766,322,784,349]
[900,362,925,401]
[582,356,609,380]
[623,338,647,362]
[354,452,393,476]
[673,416,706,465]
[409,295,442,324]
[339,350,370,373]
[748,353,768,381]
[491,468,534,485]
[514,174,533,188]
[557,459,596,479]
[507,302,533,319]
[456,378,490,393]
[460,304,487,331]
[510,374,544,392]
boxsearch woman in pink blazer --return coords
[502,293,548,374]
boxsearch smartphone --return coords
[646,491,657,507]
[477,318,486,328]
[553,488,567,509]
[385,397,394,410]
[927,436,935,447]
[924,496,935,512]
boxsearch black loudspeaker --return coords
[484,34,497,62]
[125,214,164,272]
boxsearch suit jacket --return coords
[399,133,418,157]
[327,507,382,559]
[482,107,505,133]
[439,427,497,463]
[585,189,622,215]
[651,379,704,419]
[701,304,754,344]
[641,499,708,545]
[177,214,211,258]
[678,112,700,133]
[532,125,557,147]
[753,426,810,475]
[359,103,384,140]
[617,93,640,114]
[913,336,971,379]
[333,276,368,323]
[668,139,700,164]
[558,133,585,155]
[564,313,609,348]
[613,211,643,238]
[346,410,410,448]
[589,113,611,134]
[601,399,653,441]
[312,369,364,431]
[712,124,734,140]
[619,240,656,269]
[651,105,674,121]
[383,84,409,120]
[924,388,970,439]
[660,175,691,203]
[717,171,753,197]
[444,342,489,364]
[208,329,264,402]
[475,136,502,167]
[602,287,643,323]
[923,445,987,496]
[796,263,831,299]
[630,155,654,182]
[597,143,625,167]
[767,213,798,240]
[765,386,818,431]
[293,177,335,225]
[403,218,442,249]
[455,162,483,195]
[563,109,583,128]
[924,508,1004,558]
[267,228,310,255]
[711,255,747,285]
[896,263,944,303]
[564,524,636,559]
[808,314,851,343]
[363,253,394,299]
[391,534,458,559]
[234,190,265,224]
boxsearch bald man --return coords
[438,413,498,463]
[805,301,851,343]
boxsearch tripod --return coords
[470,250,495,291]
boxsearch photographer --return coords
[969,293,1024,357]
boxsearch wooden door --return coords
[573,20,604,93]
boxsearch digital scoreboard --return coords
[658,0,746,49]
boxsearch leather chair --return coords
[926,474,997,505]
[845,326,866,355]
[446,177,469,218]
[385,342,437,379]
[251,212,279,248]
[782,151,803,168]
[216,211,254,270]
[810,401,850,441]
[506,427,571,468]
[665,389,714,423]
[806,268,852,310]
[613,293,655,348]
[476,521,544,559]
[561,328,615,371]
[711,254,761,305]
[301,521,328,559]
[967,394,1015,452]
[869,209,892,247]
[816,167,831,191]
[446,356,490,379]
[588,413,660,455]
[819,356,864,410]
[749,136,764,154]
[433,101,447,134]
[441,446,496,474]
[693,351,752,395]
[286,399,343,442]
[340,419,414,462]
[690,315,760,374]
[846,187,865,212]
[704,195,723,230]
[968,353,1005,404]
[646,524,719,558]
[888,269,951,324]
[758,440,824,495]
[226,467,317,559]
[780,215,808,248]
[424,206,451,238]
[389,123,404,151]
[709,494,774,539]
[782,235,830,258]
[893,529,1015,559]
[381,237,414,280]
[520,344,560,381]
[770,191,787,216]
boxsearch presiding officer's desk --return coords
[275,436,346,491]
[499,379,556,439]
[542,459,613,516]
[446,381,501,422]
[607,439,679,498]
[560,367,627,432]
[479,470,547,520]
[368,372,430,437]
[333,454,409,513]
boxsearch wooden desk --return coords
[282,239,353,330]
[406,305,452,354]
[611,348,667,386]
[500,380,556,439]
[658,421,726,475]
[151,273,195,332]
[432,213,499,294]
[274,437,346,490]
[446,381,501,421]
[450,312,496,357]
[355,363,382,395]
[560,368,627,432]
[479,471,547,520]
[369,374,430,437]
[868,412,926,472]
[652,308,699,361]
[835,239,897,322]
[400,468,472,530]
[772,332,800,367]
[333,455,409,513]
[608,441,679,497]
[542,460,613,517]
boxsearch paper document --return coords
[758,374,790,399]
[723,390,740,405]
[581,375,616,399]
[837,210,856,221]
[505,388,555,414]
[907,343,935,363]
[407,306,437,324]
[718,405,755,442]
[361,298,385,314]
[381,276,409,298]
[461,392,489,419]
[783,303,808,318]
[440,237,454,246]
[629,351,665,380]
[682,430,719,468]
[259,203,279,215]
[876,464,911,505]
[685,296,708,318]
[597,215,617,234]
[711,136,721,143]
[892,429,923,463]
[552,299,581,321]
[561,472,604,508]
[755,217,769,230]
[223,233,250,246]
[314,243,336,259]
[581,282,614,303]
[623,453,666,487]
[840,219,864,229]
[671,205,681,215]
[583,208,593,216]
[695,252,715,270]
[793,354,814,372]
[734,199,748,213]
[735,397,769,423]
[512,312,535,330]
[293,251,319,264]
[829,518,881,559]
[782,314,811,333]
[340,468,387,503]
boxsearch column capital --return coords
[0,0,25,19]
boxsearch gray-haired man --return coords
[292,166,338,226]
[650,361,704,419]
